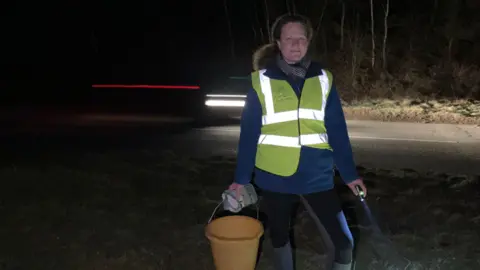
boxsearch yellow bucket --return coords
[206,215,264,270]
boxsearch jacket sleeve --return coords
[324,83,359,184]
[234,88,262,185]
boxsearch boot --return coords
[332,261,352,270]
[273,242,294,270]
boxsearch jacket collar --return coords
[262,60,324,80]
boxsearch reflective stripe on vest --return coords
[258,133,329,148]
[257,69,331,147]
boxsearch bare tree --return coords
[430,0,438,26]
[408,3,415,52]
[313,0,328,40]
[445,0,460,62]
[286,0,292,14]
[349,12,364,89]
[251,24,258,46]
[260,28,266,44]
[340,0,345,50]
[223,0,235,60]
[322,27,328,57]
[382,0,390,69]
[263,0,271,40]
[369,0,375,69]
[253,0,266,43]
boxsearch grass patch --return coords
[342,98,480,125]
[1,150,479,269]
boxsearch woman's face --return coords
[276,22,309,64]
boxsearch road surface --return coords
[162,120,480,176]
[3,118,480,176]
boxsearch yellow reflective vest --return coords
[251,69,333,177]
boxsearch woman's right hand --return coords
[228,182,244,199]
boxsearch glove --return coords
[222,183,258,213]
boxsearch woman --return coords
[228,14,367,270]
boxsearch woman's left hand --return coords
[347,178,367,197]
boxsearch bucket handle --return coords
[207,199,260,224]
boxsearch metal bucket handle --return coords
[207,199,260,224]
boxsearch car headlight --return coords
[204,94,246,107]
[205,99,245,107]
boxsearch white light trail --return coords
[205,99,245,107]
[206,94,247,98]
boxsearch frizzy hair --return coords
[252,14,314,71]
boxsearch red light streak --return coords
[91,84,200,90]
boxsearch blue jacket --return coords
[233,61,359,195]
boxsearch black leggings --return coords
[262,189,353,264]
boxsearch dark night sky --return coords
[91,0,260,85]
[0,1,416,91]
[1,0,257,99]
[2,0,479,104]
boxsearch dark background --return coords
[1,1,258,114]
[1,0,479,111]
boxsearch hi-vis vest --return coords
[252,69,333,177]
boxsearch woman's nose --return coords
[291,39,301,47]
